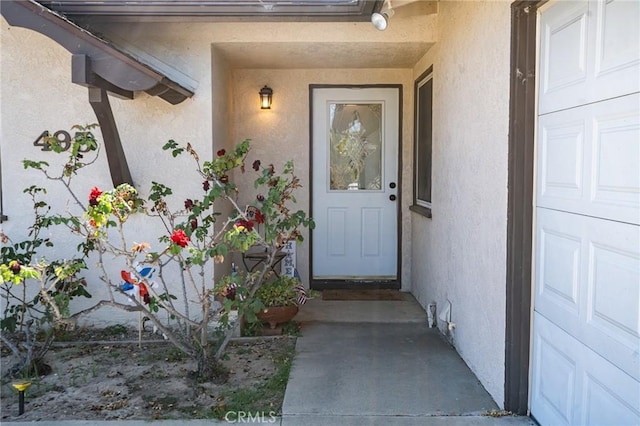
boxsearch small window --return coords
[411,66,433,218]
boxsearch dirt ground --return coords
[0,326,296,422]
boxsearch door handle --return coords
[389,194,397,201]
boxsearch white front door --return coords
[311,87,399,282]
[530,1,640,425]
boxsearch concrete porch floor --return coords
[281,292,535,425]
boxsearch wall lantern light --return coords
[259,85,273,109]
[371,0,394,31]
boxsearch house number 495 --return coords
[33,130,92,153]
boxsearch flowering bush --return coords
[1,126,314,378]
[1,183,92,377]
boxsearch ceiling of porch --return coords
[38,0,437,70]
[212,41,433,69]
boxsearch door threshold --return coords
[311,279,400,290]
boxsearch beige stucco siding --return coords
[0,19,215,325]
[411,0,512,406]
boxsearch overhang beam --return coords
[1,0,194,104]
[88,87,133,187]
[2,0,196,187]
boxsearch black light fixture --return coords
[259,85,273,109]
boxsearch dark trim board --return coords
[311,279,400,291]
[504,0,544,415]
[308,84,403,290]
[411,65,434,219]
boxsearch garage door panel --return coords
[537,222,582,313]
[587,220,640,353]
[532,327,577,425]
[535,208,639,380]
[592,101,640,213]
[539,118,584,201]
[532,314,640,426]
[537,93,640,225]
[539,0,589,114]
[539,0,640,115]
[593,0,640,97]
[583,371,640,426]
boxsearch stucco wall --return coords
[231,68,414,290]
[410,0,512,406]
[0,18,214,326]
[211,47,234,282]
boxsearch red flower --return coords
[252,160,261,171]
[217,149,226,157]
[9,261,21,274]
[203,180,210,191]
[235,219,254,232]
[139,282,150,304]
[184,199,194,211]
[170,229,190,248]
[190,219,198,231]
[89,187,102,206]
[254,210,265,224]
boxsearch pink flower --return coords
[170,229,190,248]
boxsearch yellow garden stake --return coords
[12,381,31,415]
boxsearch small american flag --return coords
[294,284,308,305]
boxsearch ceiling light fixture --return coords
[371,0,394,31]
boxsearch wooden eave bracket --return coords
[1,0,194,104]
[1,0,196,187]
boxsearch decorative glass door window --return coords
[328,103,383,191]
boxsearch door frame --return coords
[308,84,403,290]
[505,0,545,415]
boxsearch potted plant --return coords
[253,276,309,329]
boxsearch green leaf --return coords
[163,140,178,150]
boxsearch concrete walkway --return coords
[280,295,535,425]
[2,294,535,425]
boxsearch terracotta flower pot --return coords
[256,305,299,329]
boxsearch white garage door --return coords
[531,1,640,425]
